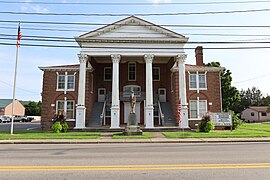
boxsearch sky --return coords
[0,0,270,101]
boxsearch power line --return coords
[2,36,270,44]
[0,80,39,94]
[1,20,270,28]
[234,73,270,84]
[0,42,270,49]
[1,0,270,5]
[1,8,270,17]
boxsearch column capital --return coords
[111,54,121,63]
[176,54,187,64]
[144,54,154,63]
[78,53,88,63]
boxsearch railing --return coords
[158,100,165,126]
[100,100,107,126]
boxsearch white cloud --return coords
[20,0,49,13]
[148,0,172,4]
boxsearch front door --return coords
[98,88,106,102]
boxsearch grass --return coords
[163,123,270,138]
[0,130,101,140]
[113,132,152,139]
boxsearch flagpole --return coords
[10,41,19,135]
[10,21,21,135]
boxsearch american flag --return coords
[16,22,22,47]
[178,103,182,124]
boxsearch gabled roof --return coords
[248,106,268,112]
[75,16,188,46]
[0,99,13,108]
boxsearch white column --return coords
[144,54,154,128]
[110,54,121,128]
[177,54,189,128]
[75,53,88,129]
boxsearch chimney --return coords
[195,46,204,66]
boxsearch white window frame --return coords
[128,62,136,81]
[123,85,141,97]
[104,67,112,81]
[56,72,75,91]
[189,100,207,119]
[56,100,75,119]
[189,72,207,90]
[153,67,160,81]
[67,75,75,91]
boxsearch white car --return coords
[0,116,11,123]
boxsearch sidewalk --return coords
[1,132,270,144]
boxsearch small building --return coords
[0,99,25,116]
[39,16,223,130]
[241,106,270,123]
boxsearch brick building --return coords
[39,16,222,130]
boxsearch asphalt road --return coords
[0,143,270,180]
[0,122,41,131]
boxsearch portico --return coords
[74,16,189,129]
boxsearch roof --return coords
[39,64,80,71]
[0,99,13,108]
[75,16,188,46]
[248,106,268,112]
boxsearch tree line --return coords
[207,62,270,114]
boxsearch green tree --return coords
[25,101,41,116]
[206,62,240,112]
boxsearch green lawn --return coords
[0,130,101,140]
[113,132,152,139]
[163,123,270,138]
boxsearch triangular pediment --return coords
[76,16,188,44]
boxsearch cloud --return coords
[20,1,49,13]
[147,0,172,4]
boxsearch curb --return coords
[1,138,270,144]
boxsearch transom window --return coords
[123,85,141,97]
[104,67,112,81]
[189,73,207,90]
[128,62,136,81]
[153,67,160,81]
[56,100,75,119]
[57,74,75,91]
[190,100,207,119]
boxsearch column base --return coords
[179,106,189,129]
[75,106,86,129]
[144,106,154,128]
[110,106,120,128]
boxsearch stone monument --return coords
[123,91,143,135]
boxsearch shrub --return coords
[198,114,215,132]
[231,111,241,130]
[61,122,68,133]
[52,121,62,133]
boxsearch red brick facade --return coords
[40,48,222,130]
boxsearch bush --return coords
[61,122,68,133]
[198,114,215,132]
[52,122,62,133]
[231,111,241,130]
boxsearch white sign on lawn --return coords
[210,112,232,126]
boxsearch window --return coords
[128,62,136,81]
[262,112,267,116]
[104,67,112,81]
[189,74,196,89]
[189,100,207,118]
[251,112,255,116]
[189,73,207,90]
[56,100,75,119]
[57,75,65,90]
[123,85,141,97]
[199,74,206,88]
[67,75,75,90]
[153,67,160,81]
[57,74,75,91]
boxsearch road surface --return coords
[0,143,270,179]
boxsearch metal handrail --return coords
[100,100,107,126]
[158,100,165,126]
